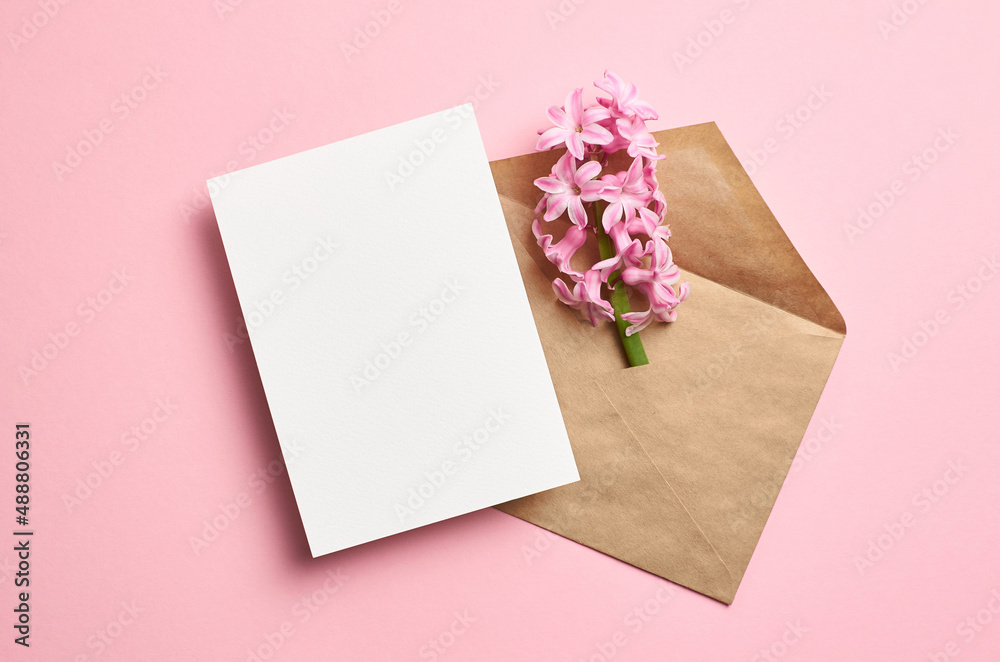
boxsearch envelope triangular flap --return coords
[501,379,740,604]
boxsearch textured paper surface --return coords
[491,122,846,604]
[210,105,579,557]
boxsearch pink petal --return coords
[659,265,681,286]
[564,88,584,127]
[602,201,623,232]
[575,160,602,184]
[534,176,569,195]
[554,225,588,274]
[579,180,606,202]
[536,126,570,152]
[581,270,605,303]
[544,192,570,221]
[534,196,548,217]
[552,278,578,305]
[581,105,611,125]
[618,84,637,107]
[598,181,621,204]
[567,197,587,228]
[546,105,571,129]
[593,254,620,276]
[552,151,576,184]
[621,310,653,336]
[631,100,658,121]
[625,156,645,183]
[616,117,637,137]
[534,220,586,278]
[566,132,585,159]
[633,207,666,237]
[579,124,613,145]
[652,190,667,215]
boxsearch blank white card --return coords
[210,104,579,556]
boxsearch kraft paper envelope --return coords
[490,122,846,604]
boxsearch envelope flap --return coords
[599,330,844,590]
[489,122,846,335]
[496,379,740,604]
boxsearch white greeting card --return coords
[210,104,579,556]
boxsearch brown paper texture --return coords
[489,122,845,604]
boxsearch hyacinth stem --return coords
[593,200,649,367]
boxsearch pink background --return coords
[3,0,999,659]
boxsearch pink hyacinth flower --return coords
[552,270,615,326]
[532,219,588,279]
[621,236,682,289]
[621,280,691,335]
[594,70,659,121]
[533,193,548,217]
[530,73,688,351]
[598,156,652,231]
[593,222,644,281]
[619,238,688,335]
[536,88,614,160]
[643,164,668,216]
[616,115,664,161]
[596,115,631,155]
[625,207,672,246]
[534,152,606,227]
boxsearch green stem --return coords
[593,201,649,367]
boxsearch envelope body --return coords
[491,122,846,604]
